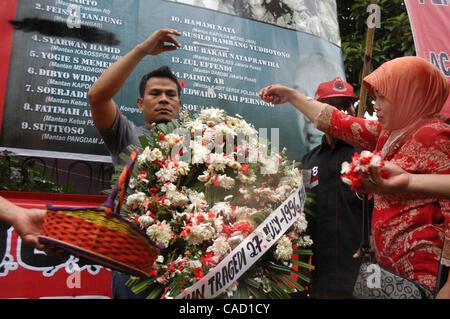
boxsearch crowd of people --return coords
[1,27,449,299]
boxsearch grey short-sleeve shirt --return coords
[97,110,149,165]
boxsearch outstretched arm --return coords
[88,28,182,129]
[259,84,381,150]
[0,196,46,249]
[259,84,326,123]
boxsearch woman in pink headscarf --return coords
[260,56,450,298]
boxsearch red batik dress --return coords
[315,105,450,292]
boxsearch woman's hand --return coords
[361,162,411,194]
[259,84,295,105]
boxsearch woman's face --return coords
[373,91,394,129]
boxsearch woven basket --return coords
[38,151,160,277]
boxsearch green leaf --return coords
[139,135,150,149]
[293,249,313,256]
[266,279,291,299]
[288,268,312,284]
[280,275,305,292]
[145,286,165,299]
[291,260,315,271]
[130,280,153,295]
[246,284,268,299]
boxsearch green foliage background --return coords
[337,0,416,108]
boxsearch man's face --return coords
[137,77,181,126]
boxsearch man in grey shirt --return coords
[88,29,183,298]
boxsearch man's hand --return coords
[259,84,295,105]
[12,208,46,250]
[137,29,182,56]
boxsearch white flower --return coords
[207,236,231,259]
[297,235,313,247]
[156,255,164,263]
[212,202,233,218]
[342,177,352,186]
[155,162,178,183]
[275,235,293,261]
[185,119,206,132]
[370,154,382,167]
[198,170,211,183]
[225,282,239,298]
[294,214,308,234]
[239,188,251,201]
[187,191,208,213]
[166,190,189,207]
[341,162,351,174]
[228,233,244,249]
[235,119,257,136]
[146,221,173,248]
[184,223,215,245]
[138,147,164,164]
[215,123,237,137]
[237,171,256,184]
[160,133,184,152]
[161,182,176,193]
[176,161,190,176]
[199,108,225,124]
[217,174,235,190]
[280,166,302,188]
[128,178,137,189]
[191,140,210,164]
[189,260,202,269]
[138,214,154,229]
[126,192,146,210]
[207,153,229,172]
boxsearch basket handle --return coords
[104,150,138,216]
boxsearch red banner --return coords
[405,0,450,115]
[0,192,112,299]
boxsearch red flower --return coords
[208,212,216,219]
[148,269,158,277]
[196,214,205,223]
[201,252,216,267]
[160,134,165,141]
[149,187,159,195]
[241,164,250,175]
[222,221,254,237]
[167,262,175,273]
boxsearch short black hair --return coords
[139,66,181,97]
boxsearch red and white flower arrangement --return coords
[340,150,384,190]
[120,108,312,299]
